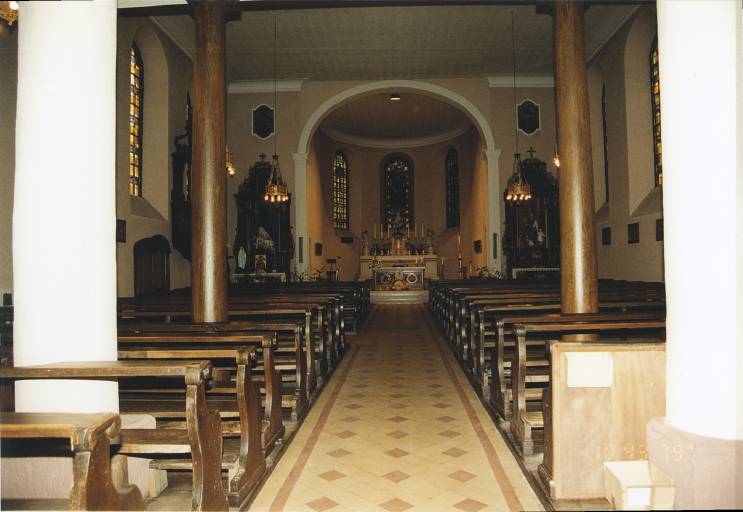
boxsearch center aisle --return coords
[250,305,542,512]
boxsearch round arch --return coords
[292,80,502,273]
[297,80,496,155]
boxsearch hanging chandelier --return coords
[0,1,19,28]
[264,15,288,204]
[506,152,531,202]
[507,12,531,204]
[225,146,237,177]
[264,154,289,203]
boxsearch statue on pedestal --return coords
[361,230,369,256]
[425,228,435,255]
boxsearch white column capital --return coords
[483,148,502,162]
[293,152,309,166]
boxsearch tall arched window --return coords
[445,148,460,228]
[332,151,349,230]
[129,43,144,196]
[650,37,662,187]
[602,84,609,202]
[381,155,413,230]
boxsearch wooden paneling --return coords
[539,342,666,500]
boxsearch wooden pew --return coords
[119,303,325,388]
[0,360,229,511]
[479,302,665,408]
[116,346,268,507]
[118,327,300,427]
[538,340,666,500]
[509,318,666,456]
[0,412,144,510]
[119,291,348,368]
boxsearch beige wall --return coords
[115,18,192,296]
[0,26,17,300]
[589,6,665,282]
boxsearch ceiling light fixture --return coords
[389,92,401,101]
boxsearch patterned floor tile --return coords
[453,498,489,512]
[379,498,414,511]
[382,470,411,483]
[448,470,477,483]
[247,305,542,512]
[384,448,410,458]
[305,496,339,511]
[386,430,409,439]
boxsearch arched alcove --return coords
[293,80,501,272]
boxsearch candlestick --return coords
[458,233,461,247]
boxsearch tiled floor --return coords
[249,305,543,512]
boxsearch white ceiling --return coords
[150,3,639,82]
[320,92,472,147]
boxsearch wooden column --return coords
[552,1,598,314]
[191,0,228,322]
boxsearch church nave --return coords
[250,305,541,512]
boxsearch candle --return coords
[458,233,461,247]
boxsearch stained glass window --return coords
[650,37,662,187]
[602,84,609,202]
[382,155,413,230]
[445,148,460,228]
[332,151,349,230]
[129,43,144,196]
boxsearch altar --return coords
[359,255,441,288]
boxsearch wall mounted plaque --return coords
[252,104,275,139]
[517,99,541,135]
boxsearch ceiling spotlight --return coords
[389,92,401,101]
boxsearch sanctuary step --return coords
[370,290,429,304]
